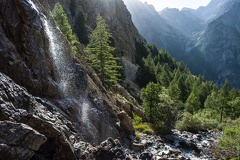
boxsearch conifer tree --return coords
[85,15,121,88]
[52,2,79,54]
[218,80,230,122]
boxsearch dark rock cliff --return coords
[0,0,146,158]
[0,0,60,98]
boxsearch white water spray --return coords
[28,0,71,95]
[43,19,70,94]
[26,0,113,143]
[27,0,39,14]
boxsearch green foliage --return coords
[185,92,201,114]
[85,15,121,88]
[141,82,162,123]
[216,118,240,159]
[135,43,240,135]
[136,46,180,88]
[132,113,142,125]
[176,112,203,133]
[134,123,154,135]
[228,97,240,119]
[184,81,201,113]
[135,132,141,141]
[204,81,237,123]
[52,2,79,54]
[141,83,178,134]
[194,109,219,129]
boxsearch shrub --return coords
[194,109,219,130]
[176,112,203,133]
[132,113,142,125]
[135,133,141,141]
[134,123,154,135]
[216,123,240,159]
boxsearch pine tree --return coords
[52,2,79,54]
[85,15,121,88]
[218,80,230,122]
[141,82,178,134]
[185,84,201,114]
[141,82,162,123]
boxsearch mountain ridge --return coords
[124,0,240,88]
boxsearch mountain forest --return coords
[0,0,239,160]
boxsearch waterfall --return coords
[43,19,72,95]
[40,12,96,137]
[26,0,119,144]
[27,0,73,95]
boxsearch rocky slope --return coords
[159,8,204,39]
[0,0,147,157]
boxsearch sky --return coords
[139,0,211,11]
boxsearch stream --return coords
[127,129,222,160]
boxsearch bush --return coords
[134,123,154,135]
[216,122,240,159]
[176,112,203,133]
[141,83,178,134]
[132,113,142,125]
[135,133,141,141]
[194,109,219,130]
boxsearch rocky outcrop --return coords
[0,0,141,146]
[0,70,220,159]
[0,0,61,98]
[0,121,46,160]
[118,111,135,135]
[0,72,80,159]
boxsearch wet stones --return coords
[131,143,146,151]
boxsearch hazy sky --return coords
[140,0,211,11]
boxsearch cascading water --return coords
[28,0,76,96]
[43,19,72,95]
[26,0,100,141]
[27,0,121,145]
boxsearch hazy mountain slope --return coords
[192,0,238,23]
[195,2,240,87]
[159,8,204,37]
[123,0,187,60]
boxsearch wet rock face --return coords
[0,72,79,159]
[0,0,60,98]
[0,121,47,160]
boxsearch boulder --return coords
[0,121,47,160]
[131,143,146,151]
[139,152,153,160]
[92,137,126,160]
[118,111,135,135]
